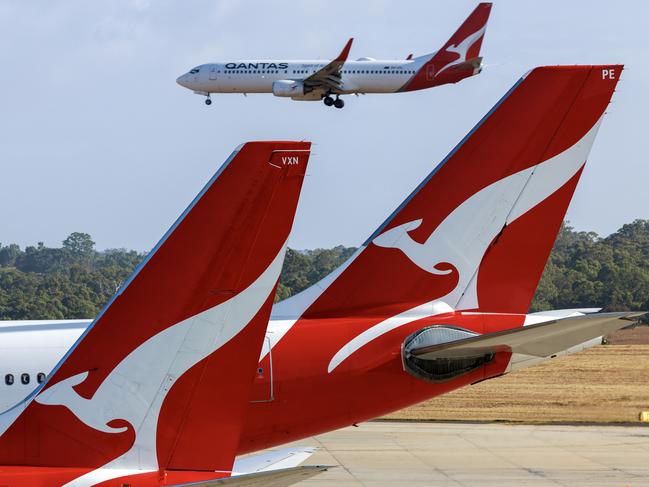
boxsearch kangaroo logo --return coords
[372,219,455,276]
[372,116,601,308]
[35,371,127,434]
[29,245,287,486]
[329,122,602,373]
[436,25,486,77]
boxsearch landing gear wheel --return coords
[334,98,344,109]
[323,96,334,107]
[205,98,212,106]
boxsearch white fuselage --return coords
[0,309,601,414]
[176,59,426,97]
[0,320,88,411]
[0,318,285,412]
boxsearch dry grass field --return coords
[385,343,649,423]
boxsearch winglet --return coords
[334,38,354,62]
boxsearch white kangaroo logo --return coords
[327,120,604,373]
[372,219,455,276]
[372,117,601,302]
[36,371,126,434]
[436,25,486,76]
[30,244,287,487]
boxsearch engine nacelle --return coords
[272,80,305,97]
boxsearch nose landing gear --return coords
[323,95,344,109]
[205,94,212,106]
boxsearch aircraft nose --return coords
[176,73,191,88]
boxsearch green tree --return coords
[63,232,95,258]
[2,221,649,321]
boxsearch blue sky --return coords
[1,0,647,251]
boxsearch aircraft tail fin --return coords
[0,142,310,483]
[274,65,622,322]
[401,2,492,91]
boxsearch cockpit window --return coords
[189,67,200,74]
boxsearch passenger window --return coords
[5,374,13,386]
[21,373,30,385]
[37,372,46,384]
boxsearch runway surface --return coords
[285,421,649,486]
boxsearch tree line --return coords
[1,221,648,321]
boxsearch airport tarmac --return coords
[287,421,649,486]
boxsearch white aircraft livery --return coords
[176,3,492,108]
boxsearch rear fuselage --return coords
[239,309,519,453]
[0,310,571,455]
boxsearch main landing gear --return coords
[323,95,344,109]
[205,94,212,106]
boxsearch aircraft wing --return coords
[410,312,645,360]
[303,38,353,92]
[170,466,330,487]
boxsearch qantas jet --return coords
[176,3,492,108]
[0,65,641,469]
[0,142,330,486]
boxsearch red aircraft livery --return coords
[0,65,637,486]
[176,3,492,108]
[0,142,321,486]
[236,65,634,454]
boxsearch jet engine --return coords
[272,80,305,97]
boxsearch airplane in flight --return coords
[176,3,492,108]
[0,142,329,486]
[0,64,639,469]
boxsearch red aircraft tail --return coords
[0,142,310,485]
[274,66,622,323]
[401,2,492,91]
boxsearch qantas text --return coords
[225,62,289,70]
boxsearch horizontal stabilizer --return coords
[171,465,330,487]
[410,312,645,360]
[233,447,317,473]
